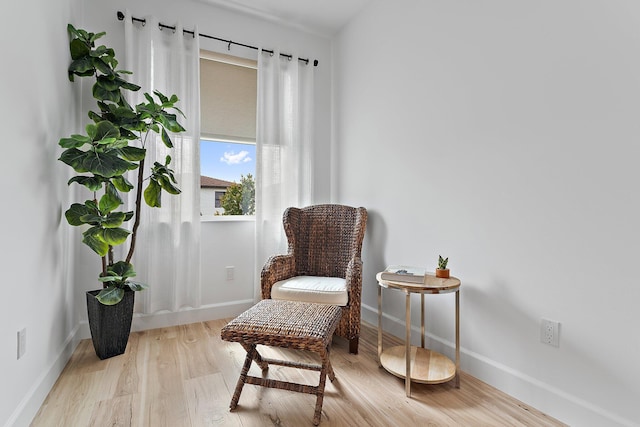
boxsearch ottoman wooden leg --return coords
[240,342,269,372]
[230,344,256,410]
[313,346,332,426]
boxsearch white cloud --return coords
[220,150,252,165]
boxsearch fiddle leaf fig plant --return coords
[60,24,186,305]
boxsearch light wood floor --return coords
[32,319,566,426]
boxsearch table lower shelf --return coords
[380,345,456,384]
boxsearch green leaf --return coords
[91,57,112,75]
[85,199,99,211]
[144,92,155,105]
[89,31,106,43]
[103,211,127,228]
[95,75,120,91]
[93,84,120,102]
[114,76,140,92]
[59,134,91,148]
[81,150,134,178]
[157,111,185,133]
[154,90,169,104]
[86,123,98,140]
[87,110,102,123]
[79,213,103,224]
[91,45,114,58]
[120,146,146,161]
[96,286,125,305]
[161,127,173,148]
[59,148,89,173]
[98,191,120,214]
[144,179,161,207]
[68,176,104,191]
[112,175,134,192]
[158,175,181,195]
[94,137,117,146]
[94,121,120,141]
[82,227,109,256]
[126,281,148,291]
[67,23,80,38]
[65,203,91,226]
[112,105,138,119]
[69,38,90,60]
[106,139,130,150]
[68,57,94,76]
[105,181,123,204]
[100,227,131,246]
[108,261,136,279]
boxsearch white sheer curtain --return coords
[255,50,315,300]
[123,11,201,313]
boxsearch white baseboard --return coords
[361,303,637,427]
[9,299,255,427]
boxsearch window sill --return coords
[200,215,256,223]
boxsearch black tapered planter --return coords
[86,289,135,360]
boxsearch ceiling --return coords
[199,0,372,37]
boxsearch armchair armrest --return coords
[345,256,363,306]
[261,254,296,299]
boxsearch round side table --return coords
[376,271,460,397]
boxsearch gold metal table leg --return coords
[421,293,425,348]
[455,289,460,388]
[378,284,383,367]
[405,291,411,397]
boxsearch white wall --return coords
[334,1,640,426]
[1,0,83,425]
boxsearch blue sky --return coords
[200,140,256,183]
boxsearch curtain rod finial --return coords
[117,11,125,21]
[314,59,319,67]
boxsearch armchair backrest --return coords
[283,204,367,278]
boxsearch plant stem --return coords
[101,255,107,288]
[126,157,145,264]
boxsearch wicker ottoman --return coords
[221,299,342,425]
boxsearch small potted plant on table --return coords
[435,255,450,278]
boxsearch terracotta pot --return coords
[435,268,450,278]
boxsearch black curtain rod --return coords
[116,11,318,67]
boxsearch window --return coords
[199,51,257,218]
[200,138,256,216]
[215,191,225,208]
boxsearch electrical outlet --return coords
[540,319,559,347]
[17,328,26,359]
[226,266,234,281]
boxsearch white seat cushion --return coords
[271,276,348,306]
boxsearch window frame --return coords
[199,49,257,223]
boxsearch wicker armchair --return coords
[261,204,368,354]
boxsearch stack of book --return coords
[379,265,427,284]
